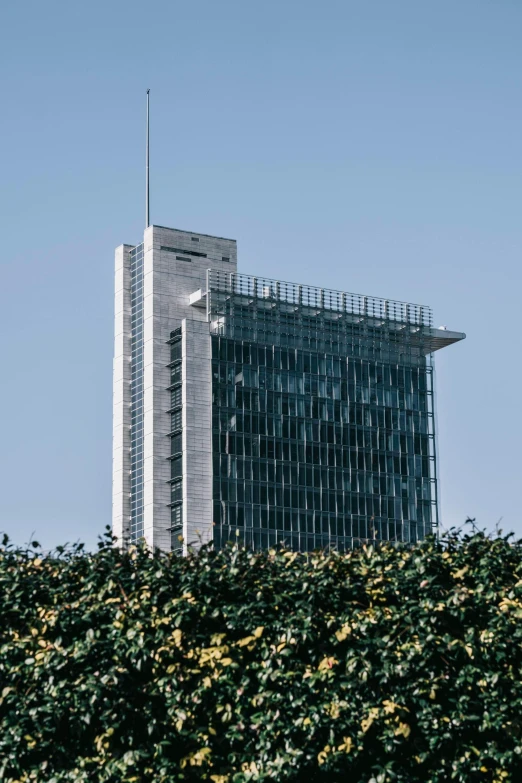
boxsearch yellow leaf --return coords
[236,636,256,648]
[318,744,331,765]
[198,645,229,665]
[211,633,227,645]
[318,656,337,671]
[361,708,379,733]
[337,736,353,753]
[383,700,409,714]
[182,747,211,767]
[395,722,411,739]
[329,703,340,719]
[453,566,469,579]
[335,624,351,642]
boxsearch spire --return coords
[146,89,150,228]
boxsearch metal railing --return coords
[207,270,432,327]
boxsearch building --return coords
[112,224,465,554]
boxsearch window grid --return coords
[129,244,144,542]
[168,328,183,553]
[209,289,437,552]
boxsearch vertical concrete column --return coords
[142,226,171,551]
[142,227,156,548]
[112,244,132,546]
[182,318,213,553]
[151,231,172,552]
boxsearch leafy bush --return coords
[1,530,522,782]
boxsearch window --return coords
[171,457,182,480]
[161,246,207,258]
[171,387,182,409]
[171,480,183,504]
[171,433,182,455]
[129,243,145,543]
[171,410,182,433]
[167,344,184,551]
[170,505,183,551]
[171,505,182,527]
[171,364,182,386]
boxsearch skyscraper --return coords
[112,224,464,553]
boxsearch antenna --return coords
[146,89,150,228]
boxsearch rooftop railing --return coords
[207,270,432,327]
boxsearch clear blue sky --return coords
[1,0,520,549]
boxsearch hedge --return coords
[1,529,522,782]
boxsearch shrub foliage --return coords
[1,530,522,782]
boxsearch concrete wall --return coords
[182,318,213,553]
[140,225,237,551]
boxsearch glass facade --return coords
[167,328,183,553]
[209,271,437,552]
[129,244,144,542]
